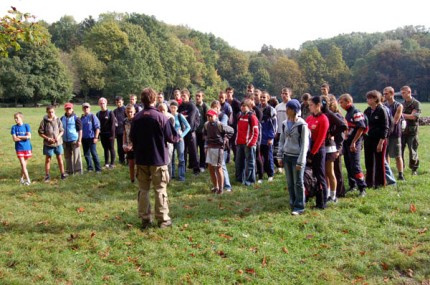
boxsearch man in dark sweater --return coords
[130,88,180,229]
[113,96,126,165]
[97,97,116,169]
[178,88,201,175]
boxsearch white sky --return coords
[2,0,430,51]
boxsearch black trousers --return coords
[312,147,328,209]
[116,134,125,164]
[100,133,116,166]
[184,131,200,174]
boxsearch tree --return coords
[0,7,47,57]
[298,47,327,94]
[48,15,80,52]
[0,39,72,105]
[71,46,106,101]
[324,45,351,94]
[269,56,307,97]
[0,56,32,104]
[217,48,252,94]
[83,20,129,63]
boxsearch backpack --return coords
[282,122,309,147]
[82,113,97,133]
[97,110,118,128]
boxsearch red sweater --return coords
[306,113,329,155]
[236,112,259,147]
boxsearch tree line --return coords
[1,11,429,106]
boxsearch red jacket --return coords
[236,112,259,147]
[306,113,329,155]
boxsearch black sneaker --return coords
[327,197,338,203]
[398,174,405,181]
[141,219,152,230]
[44,175,51,182]
[61,173,67,180]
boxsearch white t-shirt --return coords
[275,102,287,133]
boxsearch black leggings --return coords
[100,134,116,166]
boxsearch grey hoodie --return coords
[277,117,309,167]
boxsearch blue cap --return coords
[286,99,301,113]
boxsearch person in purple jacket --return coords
[130,87,180,230]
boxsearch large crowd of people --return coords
[10,84,421,228]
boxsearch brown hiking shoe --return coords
[158,220,172,229]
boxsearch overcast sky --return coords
[2,0,429,51]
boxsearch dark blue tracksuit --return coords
[343,105,367,191]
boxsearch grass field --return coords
[0,105,429,284]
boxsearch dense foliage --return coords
[1,11,429,105]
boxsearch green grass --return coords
[0,106,429,284]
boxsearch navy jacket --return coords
[130,106,180,166]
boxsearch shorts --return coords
[205,148,224,167]
[17,150,32,159]
[126,150,135,160]
[325,152,338,162]
[387,137,401,158]
[43,145,64,157]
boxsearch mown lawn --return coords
[0,105,429,284]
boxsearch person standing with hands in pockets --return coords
[278,99,309,215]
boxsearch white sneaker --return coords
[291,211,300,216]
[20,177,25,184]
[257,179,263,184]
[268,177,274,182]
[200,167,205,173]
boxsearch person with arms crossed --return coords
[38,105,67,182]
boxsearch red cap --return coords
[64,102,73,109]
[206,109,217,117]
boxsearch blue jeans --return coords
[283,155,306,213]
[222,150,231,190]
[235,144,256,186]
[82,138,101,171]
[172,139,185,181]
[385,160,396,185]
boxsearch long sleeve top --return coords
[364,104,389,140]
[306,113,329,155]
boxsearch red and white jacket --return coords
[236,112,259,147]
